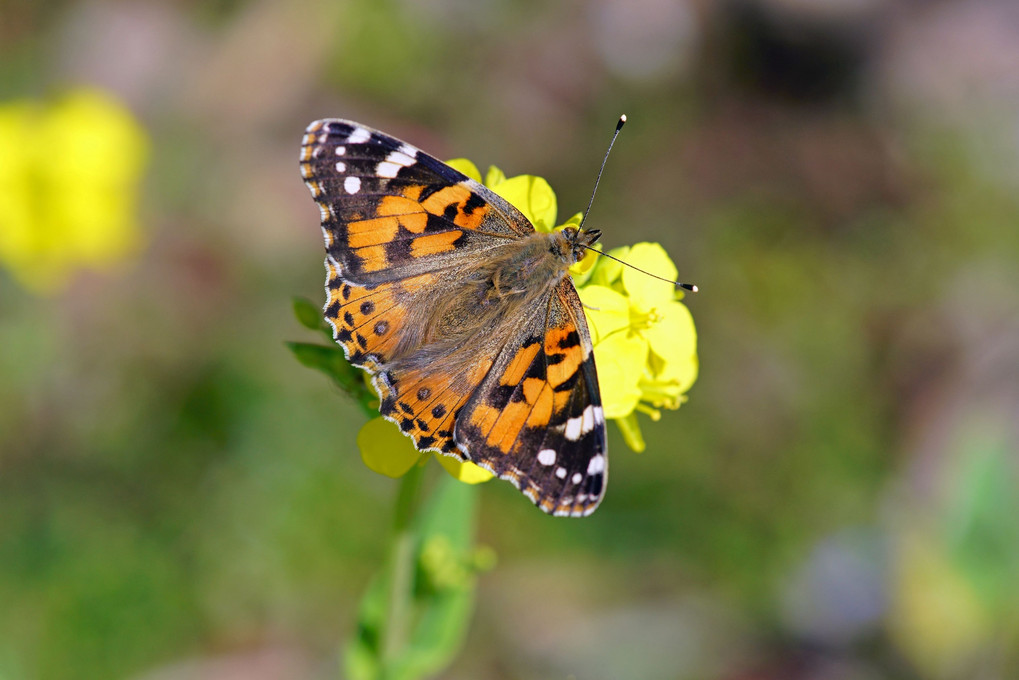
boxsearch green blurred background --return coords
[2,0,1018,678]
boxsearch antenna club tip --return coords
[616,115,627,130]
[690,284,698,293]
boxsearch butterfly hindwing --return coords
[455,280,607,517]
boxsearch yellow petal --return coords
[621,242,678,312]
[592,331,647,419]
[645,300,698,394]
[577,284,629,344]
[436,455,494,484]
[488,174,557,231]
[484,164,506,187]
[357,416,426,478]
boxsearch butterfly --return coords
[300,119,607,516]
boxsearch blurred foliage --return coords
[2,0,1019,679]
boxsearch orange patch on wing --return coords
[348,216,400,248]
[546,345,583,388]
[419,184,489,231]
[378,195,421,217]
[499,343,541,386]
[487,384,553,454]
[400,184,425,201]
[410,231,461,258]
[469,403,501,435]
[356,244,390,272]
[543,327,584,388]
[484,375,555,454]
[377,195,430,234]
[398,212,428,234]
[452,204,488,230]
[421,185,471,215]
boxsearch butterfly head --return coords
[559,225,601,265]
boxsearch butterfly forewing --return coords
[301,119,534,284]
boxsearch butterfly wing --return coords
[301,119,533,286]
[455,279,608,517]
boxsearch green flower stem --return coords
[381,461,426,673]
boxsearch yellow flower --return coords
[358,415,494,484]
[357,161,697,478]
[579,242,698,451]
[0,88,149,294]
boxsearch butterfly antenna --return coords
[576,115,698,293]
[579,244,698,292]
[578,115,627,231]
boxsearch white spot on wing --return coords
[564,405,598,441]
[587,454,605,475]
[564,416,582,441]
[335,145,346,155]
[555,467,567,479]
[376,161,401,178]
[385,149,416,166]
[344,176,361,194]
[537,449,556,466]
[397,143,418,158]
[347,127,371,144]
[335,161,346,173]
[571,473,583,484]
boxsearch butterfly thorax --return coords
[392,228,597,373]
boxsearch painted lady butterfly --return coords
[300,120,607,516]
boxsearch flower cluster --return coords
[357,160,697,479]
[0,88,149,294]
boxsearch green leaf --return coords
[945,423,1019,615]
[292,296,323,331]
[286,341,375,415]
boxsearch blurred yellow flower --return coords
[0,88,149,294]
[358,415,494,484]
[357,161,697,479]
